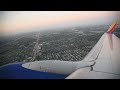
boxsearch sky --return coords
[0,11,120,36]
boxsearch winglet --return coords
[107,19,118,33]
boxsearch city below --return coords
[0,25,120,66]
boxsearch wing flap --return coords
[66,67,91,79]
[83,71,120,79]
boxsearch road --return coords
[31,33,40,61]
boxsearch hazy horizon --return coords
[0,11,120,36]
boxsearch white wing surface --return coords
[66,19,120,79]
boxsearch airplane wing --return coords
[66,19,120,79]
[0,19,120,79]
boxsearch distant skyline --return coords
[0,11,120,35]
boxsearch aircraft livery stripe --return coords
[107,20,117,33]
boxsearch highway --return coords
[31,33,40,61]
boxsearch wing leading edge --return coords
[66,20,120,79]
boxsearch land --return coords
[0,25,120,66]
